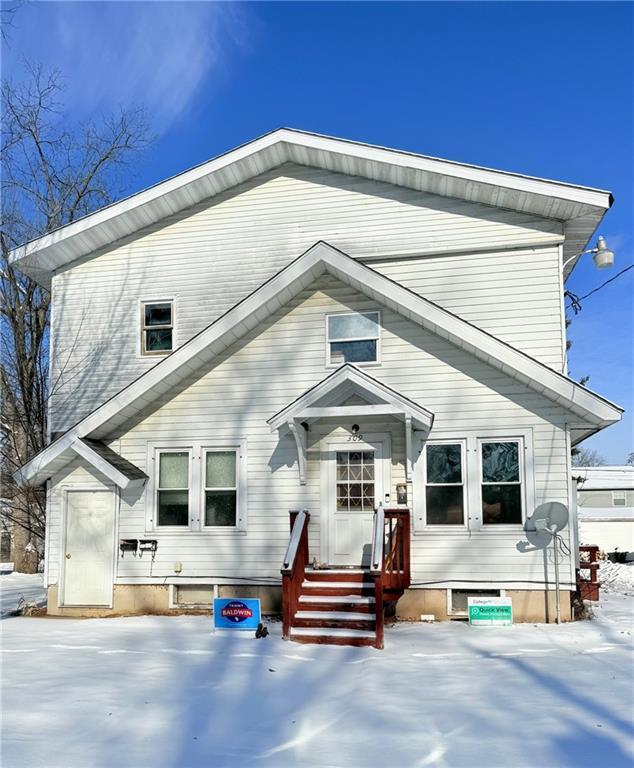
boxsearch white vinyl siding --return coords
[46,274,573,591]
[48,164,564,432]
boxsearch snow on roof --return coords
[573,466,634,490]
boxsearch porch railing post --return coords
[281,509,310,641]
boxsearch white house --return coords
[575,466,634,554]
[11,129,623,647]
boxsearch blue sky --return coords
[3,1,633,462]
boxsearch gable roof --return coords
[267,364,435,432]
[9,128,612,285]
[14,241,622,487]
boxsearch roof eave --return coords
[9,128,613,284]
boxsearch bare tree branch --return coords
[0,63,153,570]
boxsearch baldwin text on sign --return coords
[468,597,513,626]
[213,598,262,631]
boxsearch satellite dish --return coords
[532,502,569,533]
[522,502,570,626]
[524,502,569,549]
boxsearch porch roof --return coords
[267,364,434,433]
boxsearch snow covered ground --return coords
[0,572,46,617]
[1,571,633,768]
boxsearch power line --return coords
[565,263,633,313]
[579,263,633,300]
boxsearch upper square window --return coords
[612,491,627,507]
[326,311,380,365]
[141,301,173,355]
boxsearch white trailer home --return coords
[575,466,634,555]
[11,129,622,647]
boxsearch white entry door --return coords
[325,436,389,566]
[62,490,115,606]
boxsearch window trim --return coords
[202,447,241,530]
[478,438,525,527]
[325,310,381,367]
[145,439,247,534]
[612,490,627,507]
[139,298,175,357]
[155,448,192,529]
[422,439,467,528]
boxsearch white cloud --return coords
[5,1,250,131]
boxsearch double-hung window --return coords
[152,443,245,531]
[424,442,465,525]
[326,311,380,365]
[141,301,173,355]
[156,450,190,526]
[480,440,523,524]
[204,450,238,527]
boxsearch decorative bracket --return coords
[405,414,414,482]
[287,419,307,485]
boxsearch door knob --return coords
[65,553,71,559]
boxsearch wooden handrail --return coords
[281,509,310,640]
[283,509,309,569]
[370,505,385,573]
[370,506,411,649]
[382,507,411,592]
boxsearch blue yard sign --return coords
[213,598,261,631]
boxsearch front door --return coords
[62,490,115,606]
[325,436,389,566]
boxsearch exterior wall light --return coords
[563,235,615,270]
[592,236,615,269]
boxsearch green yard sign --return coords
[468,597,513,626]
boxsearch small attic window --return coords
[326,311,380,366]
[613,491,627,507]
[141,301,173,355]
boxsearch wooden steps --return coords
[281,508,411,650]
[287,568,378,646]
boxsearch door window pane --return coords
[336,451,375,511]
